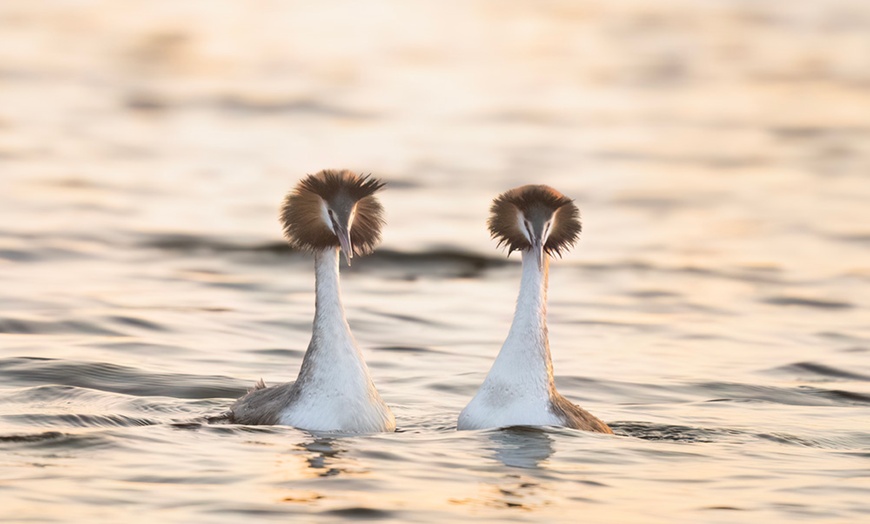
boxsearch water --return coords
[2,0,869,522]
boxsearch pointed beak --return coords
[525,215,551,271]
[531,237,545,271]
[327,201,357,267]
[336,224,353,266]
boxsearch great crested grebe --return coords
[458,185,612,433]
[229,170,395,433]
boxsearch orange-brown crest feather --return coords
[280,170,385,255]
[487,185,581,256]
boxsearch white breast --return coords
[458,382,561,430]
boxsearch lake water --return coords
[1,0,869,522]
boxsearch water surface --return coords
[1,1,869,522]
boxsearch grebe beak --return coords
[327,202,356,267]
[527,217,551,271]
[336,224,353,266]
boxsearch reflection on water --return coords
[486,427,555,469]
[469,473,555,512]
[482,428,557,511]
[2,0,870,522]
[299,437,355,478]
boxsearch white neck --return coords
[485,249,555,394]
[295,247,365,383]
[313,247,352,339]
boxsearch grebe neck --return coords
[295,247,361,382]
[488,249,555,392]
[313,247,352,338]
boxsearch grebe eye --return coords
[328,209,335,218]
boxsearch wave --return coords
[762,296,854,309]
[0,357,246,399]
[0,430,112,450]
[612,422,867,449]
[765,361,870,381]
[125,91,380,120]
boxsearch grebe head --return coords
[488,185,581,269]
[280,170,385,265]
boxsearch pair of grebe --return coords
[228,170,612,435]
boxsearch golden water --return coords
[1,1,868,522]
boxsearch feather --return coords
[487,185,581,256]
[279,170,385,254]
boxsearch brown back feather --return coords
[487,185,581,256]
[280,170,385,255]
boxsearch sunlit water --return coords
[2,1,869,522]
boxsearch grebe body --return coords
[458,185,611,434]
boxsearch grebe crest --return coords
[458,185,612,434]
[281,169,385,265]
[488,184,581,260]
[229,170,395,433]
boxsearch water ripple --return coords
[0,357,245,399]
[766,361,870,381]
[3,413,158,429]
[763,296,854,309]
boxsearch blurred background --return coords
[3,0,869,260]
[1,1,869,523]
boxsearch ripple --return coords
[0,318,121,335]
[0,246,91,263]
[247,348,305,359]
[106,316,168,332]
[766,361,870,381]
[3,413,158,429]
[592,150,767,169]
[805,387,870,405]
[762,296,854,309]
[364,249,512,278]
[0,357,246,399]
[0,249,39,262]
[372,345,433,354]
[360,308,448,327]
[613,422,867,450]
[0,431,65,443]
[216,95,379,119]
[833,232,870,246]
[753,432,855,449]
[611,422,739,443]
[93,342,192,356]
[628,290,682,299]
[125,92,381,120]
[139,233,296,255]
[322,507,395,520]
[696,381,870,407]
[582,260,789,284]
[0,430,112,450]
